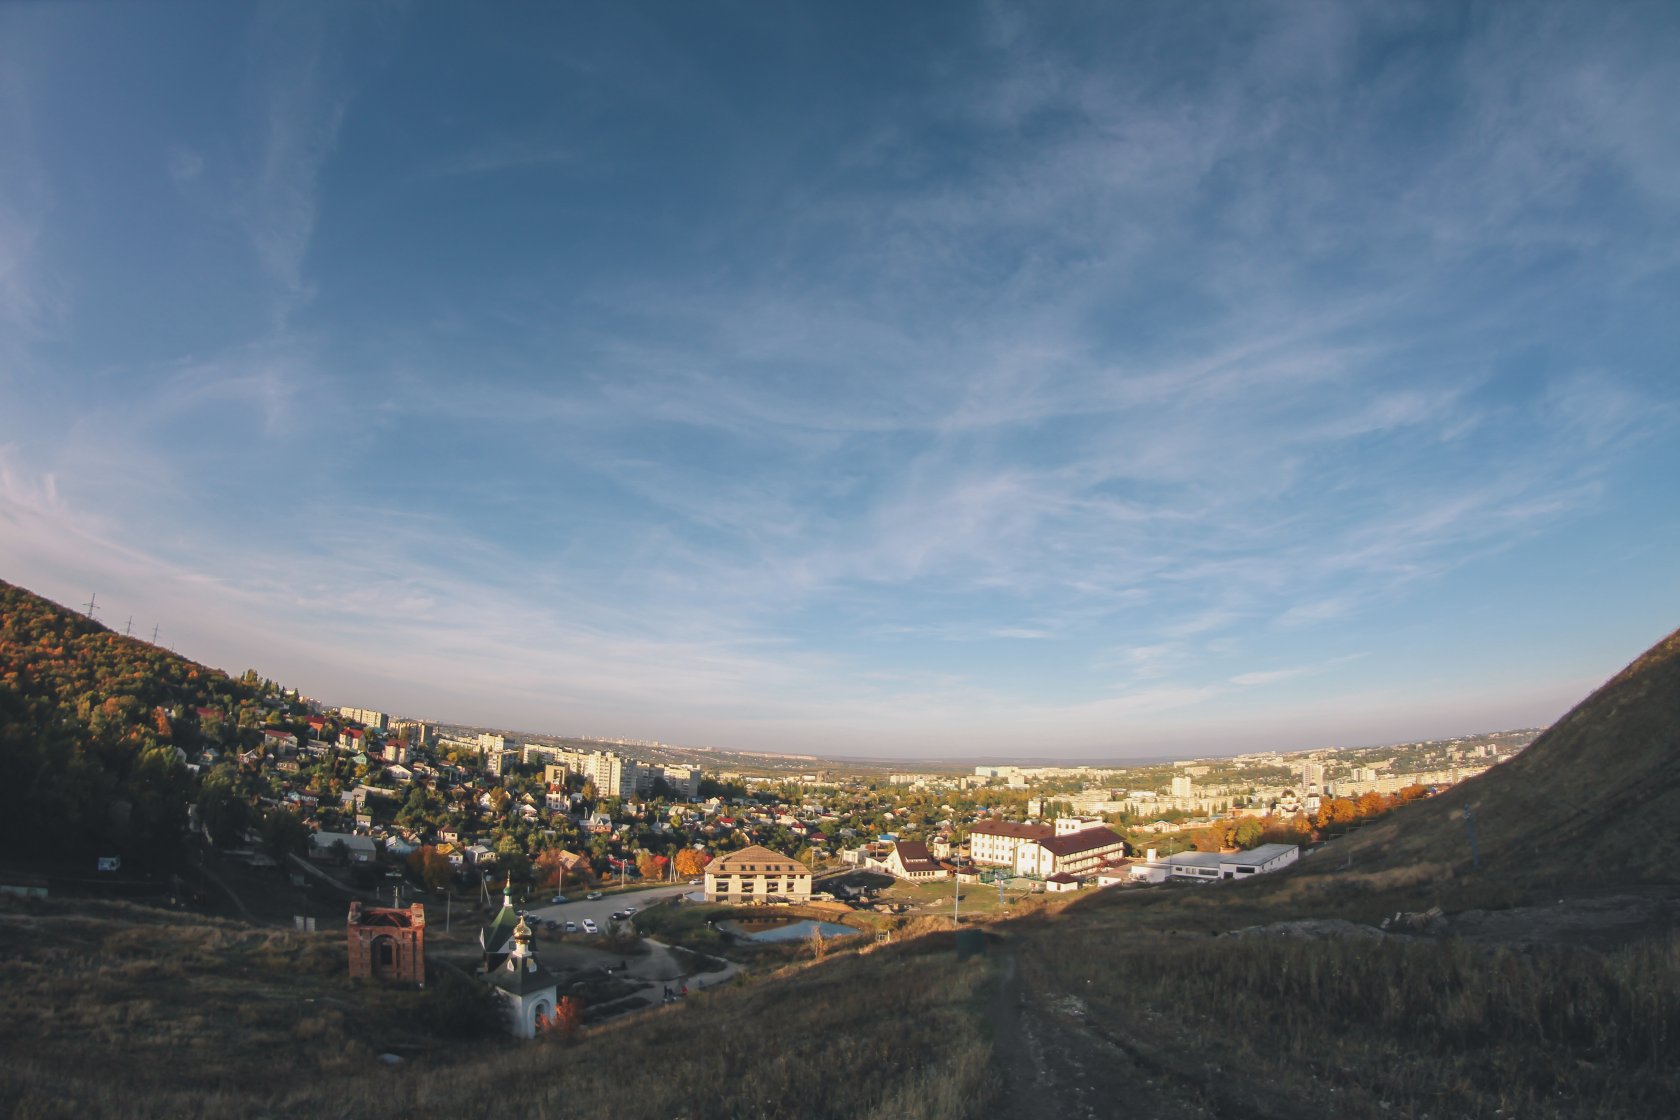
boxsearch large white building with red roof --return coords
[966,819,1054,868]
[1013,825,1128,879]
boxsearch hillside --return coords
[1288,623,1680,894]
[0,579,272,865]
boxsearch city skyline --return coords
[2,3,1678,758]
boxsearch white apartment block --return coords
[661,765,702,800]
[478,732,516,755]
[338,707,387,730]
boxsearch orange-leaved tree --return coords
[673,848,711,878]
[539,995,584,1040]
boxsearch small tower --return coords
[480,879,519,971]
[487,915,560,1039]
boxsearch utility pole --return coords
[151,624,160,644]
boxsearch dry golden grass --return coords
[1020,919,1680,1118]
[0,896,998,1120]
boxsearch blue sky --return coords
[2,2,1677,759]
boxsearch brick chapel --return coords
[347,900,426,986]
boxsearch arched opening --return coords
[372,935,398,978]
[530,998,553,1036]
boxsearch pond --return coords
[721,918,860,943]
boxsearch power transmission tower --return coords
[83,592,98,620]
[125,616,133,637]
[151,624,160,644]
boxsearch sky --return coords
[2,2,1678,760]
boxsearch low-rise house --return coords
[310,831,378,864]
[881,840,950,881]
[1148,843,1300,882]
[1217,843,1300,878]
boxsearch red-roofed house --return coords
[881,840,950,881]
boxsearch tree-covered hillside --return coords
[0,579,272,866]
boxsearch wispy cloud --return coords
[1,3,1675,757]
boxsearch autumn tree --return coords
[635,849,668,882]
[538,995,584,1040]
[409,845,454,892]
[673,848,711,878]
[534,847,576,890]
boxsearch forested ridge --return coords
[0,579,272,865]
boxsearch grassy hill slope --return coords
[1291,624,1680,893]
[0,900,995,1120]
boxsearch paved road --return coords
[525,883,700,933]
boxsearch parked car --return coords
[581,919,598,934]
[564,921,578,934]
[586,891,603,900]
[551,894,568,904]
[622,906,638,916]
[688,878,701,884]
[609,910,628,921]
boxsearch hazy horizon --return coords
[3,3,1677,759]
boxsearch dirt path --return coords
[987,938,1222,1120]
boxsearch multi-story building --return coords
[1170,775,1194,799]
[1014,826,1127,878]
[704,845,812,904]
[660,765,702,800]
[478,732,516,756]
[521,742,564,767]
[339,707,387,730]
[967,820,1055,867]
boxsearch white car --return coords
[581,919,598,934]
[622,906,637,916]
